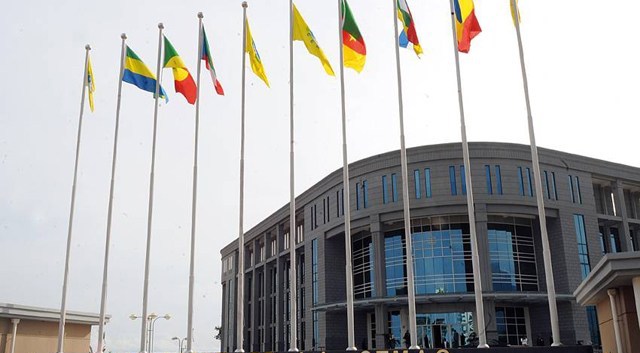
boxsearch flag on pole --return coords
[453,0,481,53]
[341,0,366,72]
[87,55,95,112]
[245,17,270,87]
[397,0,422,56]
[163,35,197,104]
[293,4,335,76]
[201,26,224,95]
[123,46,168,101]
[510,0,521,26]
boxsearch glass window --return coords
[551,172,558,200]
[353,233,375,298]
[460,165,467,195]
[610,227,620,253]
[485,165,493,195]
[526,168,533,196]
[569,175,576,203]
[312,311,319,349]
[495,165,503,195]
[363,180,369,209]
[356,182,360,210]
[576,176,583,204]
[574,214,591,280]
[391,173,398,202]
[336,190,340,218]
[449,166,457,196]
[284,232,290,250]
[425,168,432,198]
[488,217,538,292]
[495,307,528,346]
[326,196,330,223]
[517,167,525,196]
[414,169,421,199]
[544,171,551,199]
[382,175,388,204]
[586,306,601,347]
[312,239,318,305]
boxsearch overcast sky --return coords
[1,0,639,352]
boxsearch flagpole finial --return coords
[198,12,203,19]
[121,33,127,40]
[242,1,248,8]
[158,22,164,29]
[85,44,91,51]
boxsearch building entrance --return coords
[416,312,473,349]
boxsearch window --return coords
[460,165,467,195]
[391,173,398,202]
[322,198,326,224]
[312,312,319,350]
[296,224,304,244]
[363,180,369,209]
[586,307,601,347]
[449,166,457,196]
[576,176,583,204]
[356,182,360,210]
[312,239,318,305]
[259,243,265,263]
[551,172,558,200]
[495,165,503,195]
[517,167,525,196]
[326,196,330,223]
[353,233,375,298]
[270,238,277,257]
[425,168,432,198]
[489,217,538,292]
[414,170,421,199]
[485,165,493,195]
[569,175,576,203]
[526,168,533,196]
[544,171,551,199]
[284,232,290,250]
[495,307,528,346]
[310,205,316,230]
[574,215,591,280]
[313,205,317,229]
[382,175,389,204]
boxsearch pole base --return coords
[346,346,358,351]
[288,348,299,352]
[551,342,563,347]
[409,345,421,350]
[234,349,245,353]
[477,343,490,348]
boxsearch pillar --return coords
[608,289,623,353]
[10,319,19,353]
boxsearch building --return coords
[220,142,640,351]
[0,303,103,353]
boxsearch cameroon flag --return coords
[163,35,197,104]
[341,0,366,72]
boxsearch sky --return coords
[1,0,639,352]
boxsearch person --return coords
[385,333,393,349]
[423,333,430,349]
[403,331,411,348]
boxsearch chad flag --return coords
[163,35,197,104]
[454,0,481,53]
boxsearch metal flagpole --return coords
[288,0,299,351]
[446,0,488,348]
[390,0,419,348]
[139,22,164,353]
[57,43,91,353]
[96,33,127,353]
[511,0,561,345]
[186,13,205,353]
[337,0,356,350]
[235,3,248,352]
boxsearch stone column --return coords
[614,180,632,252]
[633,277,640,335]
[9,319,19,353]
[607,289,623,353]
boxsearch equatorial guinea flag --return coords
[163,35,197,104]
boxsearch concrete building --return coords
[0,303,103,353]
[220,142,640,352]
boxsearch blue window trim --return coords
[382,175,388,204]
[414,169,421,199]
[485,165,493,195]
[449,166,457,196]
[517,167,525,196]
[391,173,398,202]
[425,168,432,198]
[460,165,467,195]
[495,165,503,195]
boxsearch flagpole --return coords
[447,0,488,348]
[185,13,205,353]
[511,0,561,345]
[390,0,419,348]
[288,0,299,350]
[96,33,127,353]
[56,43,91,353]
[235,3,248,353]
[139,22,164,353]
[337,0,356,351]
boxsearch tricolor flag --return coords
[293,3,335,76]
[245,17,270,87]
[397,0,422,56]
[163,35,197,104]
[454,0,482,53]
[123,46,168,101]
[341,0,366,72]
[201,26,224,95]
[87,55,95,112]
[510,0,521,26]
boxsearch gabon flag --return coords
[123,46,168,102]
[163,35,197,104]
[454,0,481,53]
[341,0,366,72]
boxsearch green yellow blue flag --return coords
[123,46,168,101]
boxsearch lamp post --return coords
[130,313,170,353]
[172,337,186,353]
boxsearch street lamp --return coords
[130,313,171,353]
[171,337,186,353]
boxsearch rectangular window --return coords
[424,168,432,198]
[485,165,493,195]
[391,173,398,202]
[460,165,467,195]
[259,244,265,263]
[495,165,503,195]
[297,224,304,244]
[517,167,525,196]
[449,166,457,196]
[552,172,558,200]
[284,232,290,250]
[569,175,576,203]
[336,190,341,218]
[271,238,277,257]
[355,182,360,210]
[310,205,316,230]
[341,188,344,216]
[414,169,421,199]
[322,198,326,224]
[382,175,388,204]
[526,168,534,196]
[363,180,368,208]
[326,196,330,222]
[314,205,318,229]
[312,239,318,305]
[574,214,591,280]
[544,171,551,199]
[576,176,583,204]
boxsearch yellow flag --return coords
[245,17,270,87]
[87,55,95,112]
[510,0,521,26]
[292,4,335,76]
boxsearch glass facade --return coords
[495,165,503,195]
[526,168,533,196]
[353,233,375,298]
[391,173,398,202]
[363,180,369,209]
[382,175,388,204]
[574,215,591,280]
[488,216,538,292]
[414,169,421,199]
[425,168,432,198]
[449,166,457,196]
[385,216,474,296]
[495,307,527,346]
[485,165,493,195]
[460,165,467,195]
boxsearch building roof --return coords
[0,303,107,325]
[573,252,640,305]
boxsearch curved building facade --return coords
[220,142,640,351]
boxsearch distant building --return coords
[220,142,640,351]
[0,303,103,353]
